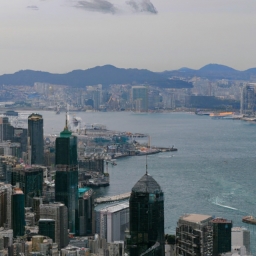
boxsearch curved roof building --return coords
[128,173,165,256]
[132,173,162,194]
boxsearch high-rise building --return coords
[11,166,44,207]
[86,84,102,110]
[240,84,256,115]
[39,202,69,249]
[78,187,94,236]
[28,113,44,165]
[127,172,165,256]
[131,86,148,112]
[232,227,250,254]
[211,218,232,256]
[12,188,25,238]
[0,183,12,229]
[95,201,129,243]
[0,156,16,184]
[0,117,13,142]
[176,214,213,256]
[55,118,78,234]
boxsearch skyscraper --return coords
[28,113,44,165]
[12,188,25,238]
[11,166,44,207]
[211,218,232,256]
[127,172,165,256]
[55,117,78,234]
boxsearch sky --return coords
[1,0,256,75]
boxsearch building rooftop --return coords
[232,227,249,232]
[132,173,162,194]
[28,113,43,120]
[98,201,129,214]
[211,217,232,223]
[180,214,213,224]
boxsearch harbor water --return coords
[24,110,256,252]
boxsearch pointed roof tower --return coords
[132,173,162,194]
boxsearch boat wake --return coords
[212,197,238,211]
[158,154,175,158]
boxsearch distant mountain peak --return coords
[199,64,238,72]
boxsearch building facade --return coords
[176,214,213,256]
[39,202,69,249]
[38,219,55,242]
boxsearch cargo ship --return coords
[242,216,256,225]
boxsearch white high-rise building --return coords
[232,227,250,254]
[95,201,129,243]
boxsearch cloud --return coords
[27,5,39,10]
[126,0,157,14]
[75,0,118,14]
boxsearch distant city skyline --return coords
[1,0,256,75]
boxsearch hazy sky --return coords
[1,0,256,74]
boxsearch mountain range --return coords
[0,64,255,89]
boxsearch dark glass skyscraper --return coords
[127,173,165,256]
[212,218,232,256]
[55,120,78,234]
[11,166,44,207]
[28,113,44,165]
[12,188,25,238]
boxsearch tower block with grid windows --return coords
[55,116,78,234]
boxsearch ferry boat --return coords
[242,216,256,225]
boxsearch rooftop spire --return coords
[64,111,68,130]
[60,111,72,138]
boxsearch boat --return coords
[242,216,256,225]
[210,112,234,119]
[195,110,211,116]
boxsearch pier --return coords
[94,192,131,204]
